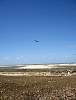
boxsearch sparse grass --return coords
[0,75,76,100]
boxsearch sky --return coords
[0,0,76,64]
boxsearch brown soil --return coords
[0,75,76,100]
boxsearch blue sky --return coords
[0,0,76,64]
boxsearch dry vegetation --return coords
[0,75,76,100]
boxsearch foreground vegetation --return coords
[0,75,76,100]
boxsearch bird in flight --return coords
[34,40,39,43]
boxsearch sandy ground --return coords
[0,71,73,76]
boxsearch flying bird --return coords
[34,40,39,43]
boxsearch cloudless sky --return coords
[0,0,76,64]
